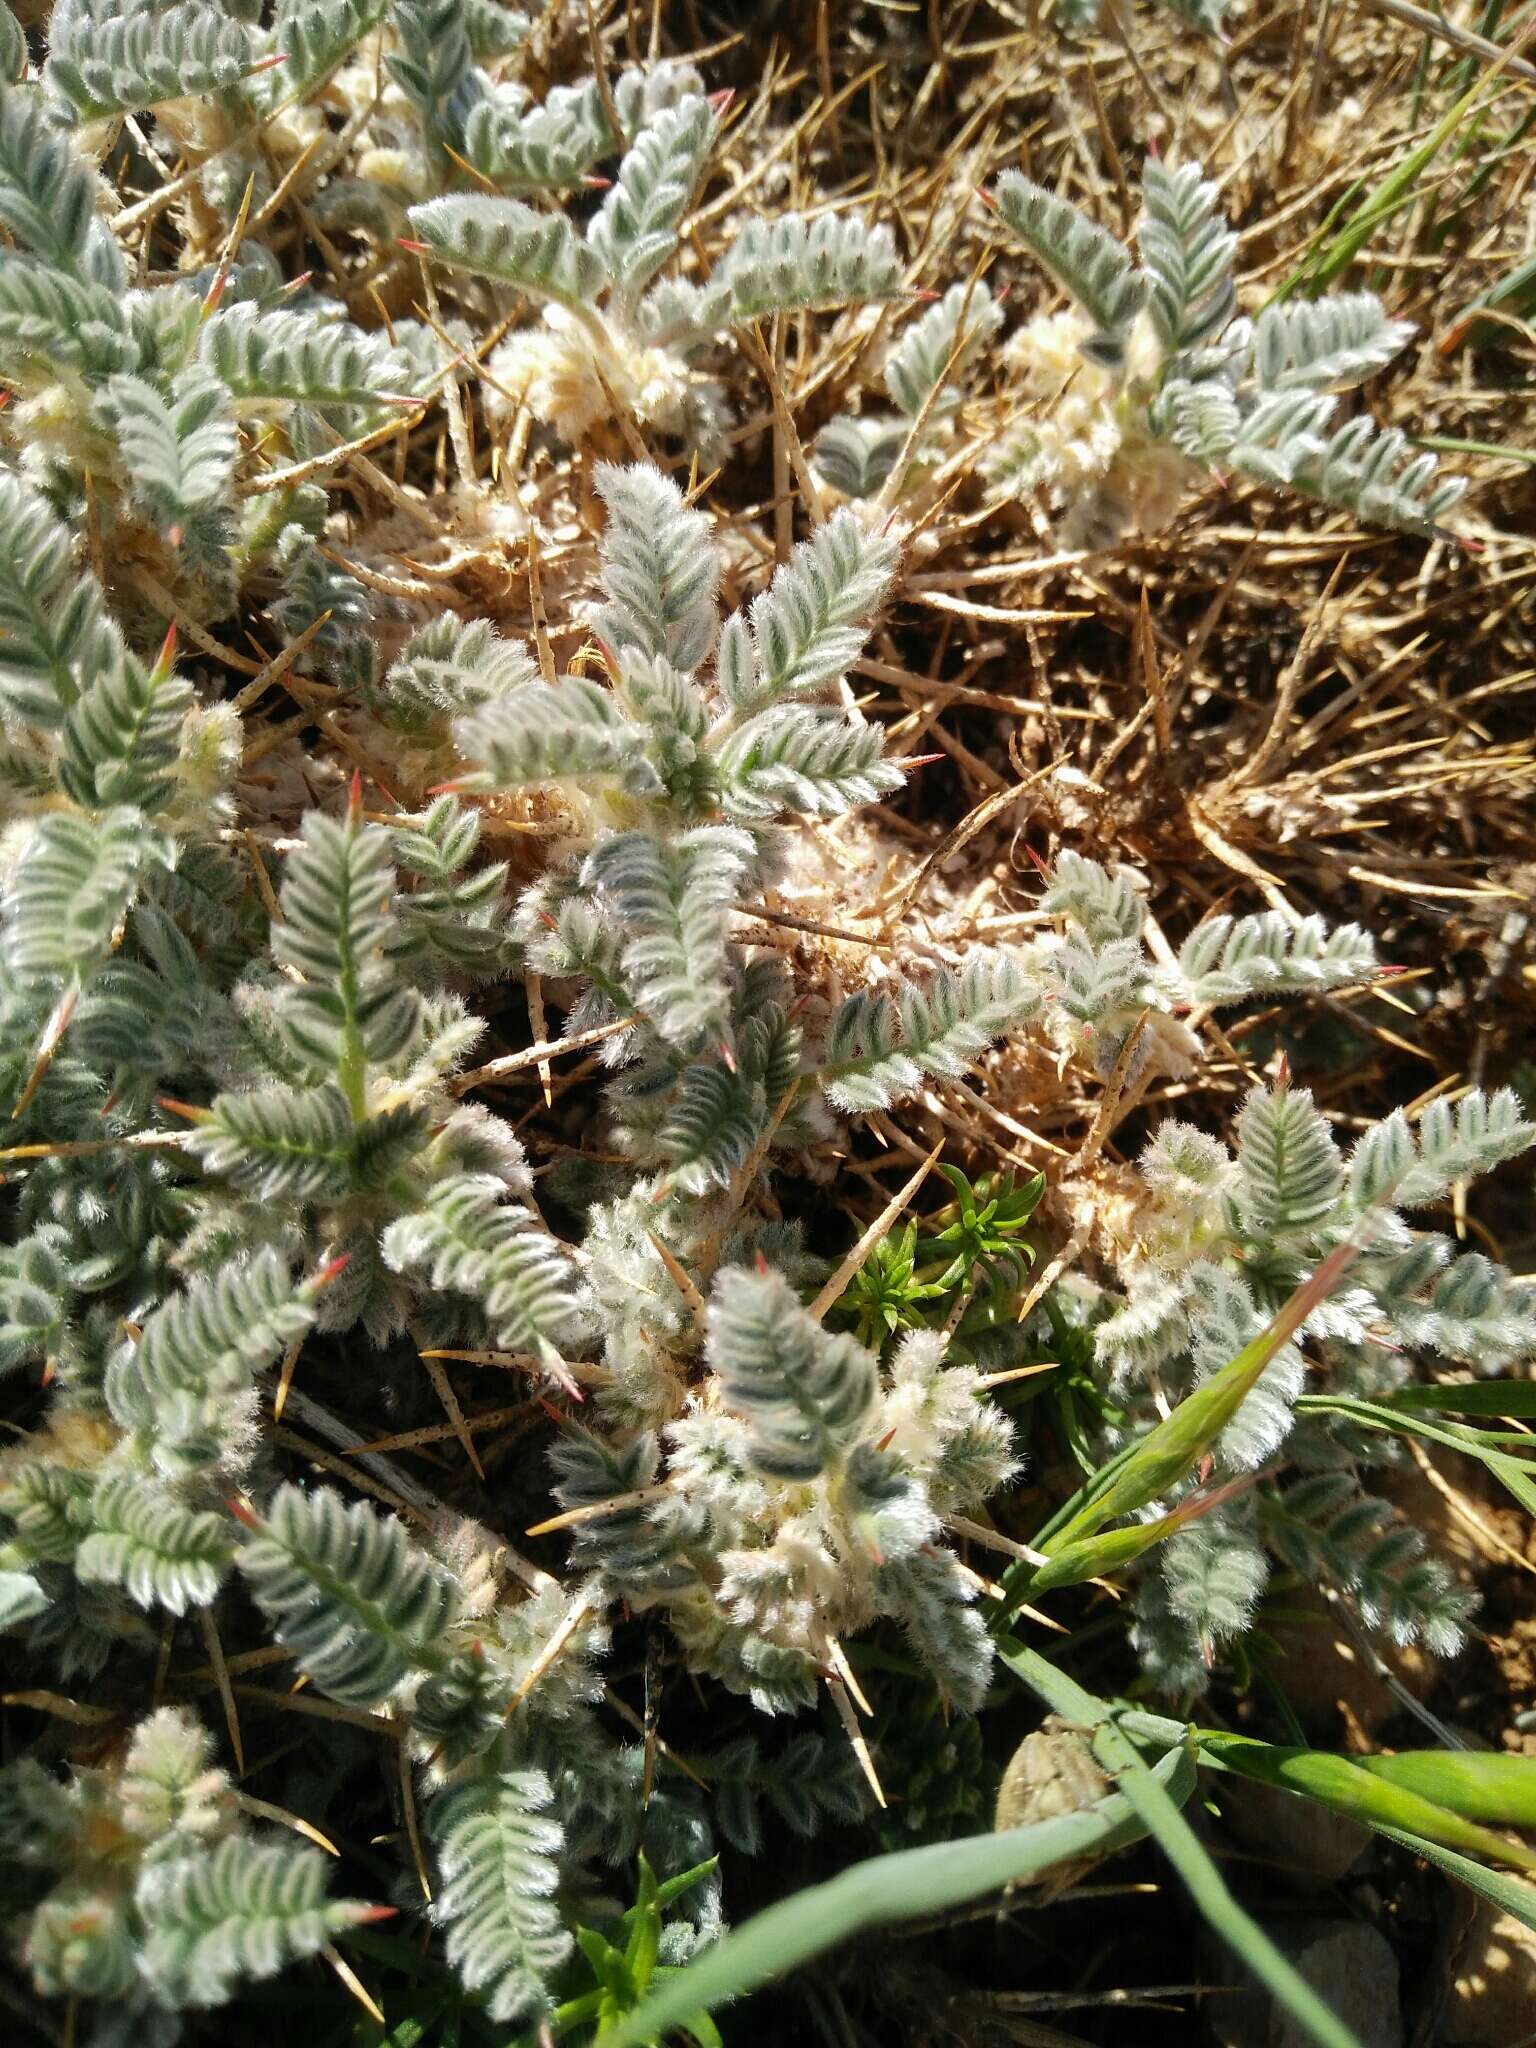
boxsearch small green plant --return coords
[833,1164,1044,1352]
[515,1853,721,2047]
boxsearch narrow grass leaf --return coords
[1197,1734,1536,1875]
[1369,1829,1536,1936]
[598,1746,1193,2048]
[997,1639,1362,2048]
[1038,1236,1359,1556]
[1352,1750,1536,1829]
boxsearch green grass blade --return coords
[1370,1827,1536,1935]
[1096,1732,1363,2048]
[1196,1734,1536,1875]
[1277,63,1513,296]
[1442,248,1536,349]
[1378,1380,1536,1417]
[1038,1236,1360,1557]
[1411,433,1536,468]
[598,1743,1194,2048]
[997,1640,1361,2048]
[1024,1511,1186,1594]
[1353,1750,1536,1828]
[1297,1395,1536,1518]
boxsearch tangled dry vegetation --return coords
[2,1,1535,2045]
[339,1,1536,1190]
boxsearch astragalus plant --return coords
[1078,1069,1536,1689]
[0,429,1019,2029]
[818,153,1467,549]
[983,157,1467,546]
[407,97,905,454]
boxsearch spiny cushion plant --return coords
[1,6,1534,2046]
[7,448,1529,2029]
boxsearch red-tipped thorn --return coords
[284,271,314,295]
[1146,136,1162,160]
[717,1038,737,1076]
[246,51,287,75]
[905,287,941,303]
[976,185,998,210]
[397,237,432,256]
[537,1397,565,1426]
[348,768,363,817]
[754,1250,771,1276]
[40,1358,55,1388]
[582,174,613,190]
[155,620,178,674]
[902,753,945,772]
[426,778,468,797]
[356,1905,399,1925]
[227,1494,261,1528]
[155,1095,209,1124]
[313,1253,352,1292]
[1274,1050,1291,1089]
[708,88,736,115]
[1025,843,1053,880]
[166,523,183,551]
